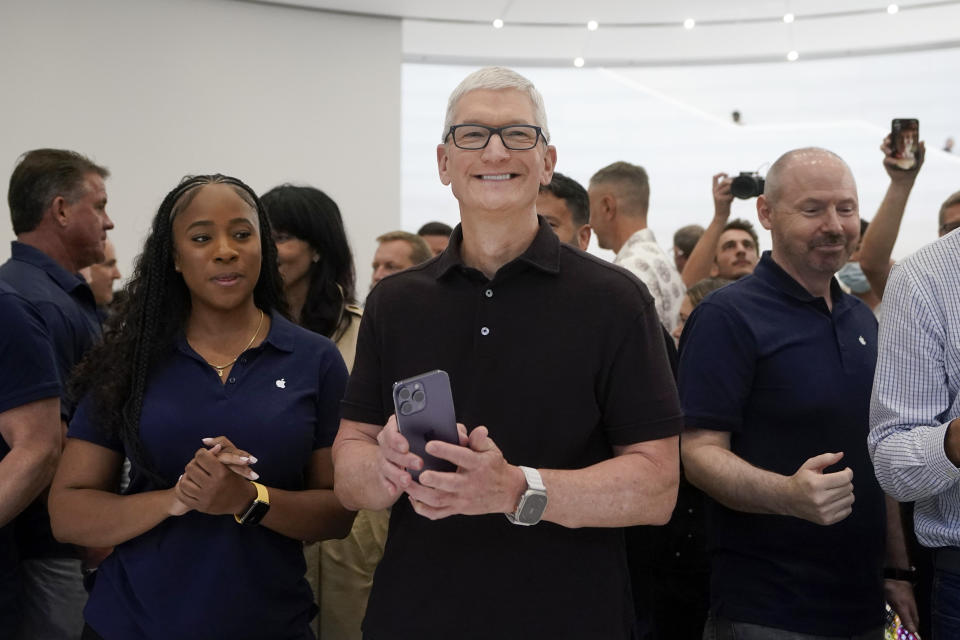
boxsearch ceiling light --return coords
[786,50,799,61]
[783,13,795,23]
[887,4,899,13]
[683,18,696,29]
[573,57,585,68]
[587,20,599,31]
[492,18,504,28]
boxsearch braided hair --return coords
[259,184,356,341]
[71,174,288,486]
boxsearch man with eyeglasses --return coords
[333,67,682,640]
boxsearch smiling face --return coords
[758,152,859,288]
[171,183,262,313]
[437,88,556,218]
[715,228,758,280]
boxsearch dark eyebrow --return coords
[185,217,254,231]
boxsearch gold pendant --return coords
[216,367,225,378]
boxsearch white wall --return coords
[403,54,960,262]
[0,0,401,294]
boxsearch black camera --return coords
[731,172,765,199]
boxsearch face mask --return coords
[837,261,871,294]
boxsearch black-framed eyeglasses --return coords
[446,124,544,150]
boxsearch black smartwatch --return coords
[234,481,270,526]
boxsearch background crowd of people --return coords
[1,64,959,640]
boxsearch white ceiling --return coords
[239,0,960,65]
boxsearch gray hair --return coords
[441,67,550,143]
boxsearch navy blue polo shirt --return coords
[678,252,885,636]
[68,312,347,640]
[0,241,100,419]
[343,218,683,639]
[0,282,61,631]
[0,241,101,560]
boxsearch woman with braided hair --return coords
[48,175,354,640]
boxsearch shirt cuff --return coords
[923,420,960,482]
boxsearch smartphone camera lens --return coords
[412,390,425,403]
[400,401,414,415]
[399,387,411,401]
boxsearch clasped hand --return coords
[376,415,523,521]
[169,436,260,517]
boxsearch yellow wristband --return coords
[234,481,269,524]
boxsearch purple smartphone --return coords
[392,369,460,482]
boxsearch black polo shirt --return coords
[0,282,61,631]
[343,217,683,639]
[0,241,100,561]
[678,252,885,636]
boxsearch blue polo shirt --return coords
[0,241,100,420]
[0,241,101,561]
[678,252,885,636]
[68,312,347,640]
[0,282,61,631]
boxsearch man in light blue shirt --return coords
[869,225,960,638]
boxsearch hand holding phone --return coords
[392,370,461,482]
[890,119,919,170]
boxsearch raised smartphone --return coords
[392,369,460,482]
[891,118,919,170]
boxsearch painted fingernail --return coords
[201,437,214,444]
[249,456,258,464]
[249,471,260,480]
[239,456,250,462]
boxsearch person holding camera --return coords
[680,173,761,288]
[679,148,916,638]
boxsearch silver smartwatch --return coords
[505,466,548,526]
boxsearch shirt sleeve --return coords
[597,299,683,445]
[314,344,348,450]
[0,294,60,414]
[67,395,123,452]
[678,299,756,432]
[341,289,387,427]
[868,262,960,501]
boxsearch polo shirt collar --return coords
[754,251,847,309]
[434,215,561,280]
[11,241,90,295]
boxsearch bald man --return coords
[679,148,915,638]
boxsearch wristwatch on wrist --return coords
[505,466,547,526]
[234,481,270,525]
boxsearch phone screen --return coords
[891,118,919,170]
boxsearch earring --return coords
[312,254,320,263]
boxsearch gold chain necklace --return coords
[201,309,264,378]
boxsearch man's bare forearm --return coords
[0,444,59,527]
[539,436,679,528]
[682,440,790,515]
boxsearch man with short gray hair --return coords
[588,161,686,330]
[334,66,681,639]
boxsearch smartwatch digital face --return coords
[518,493,548,524]
[239,500,270,526]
